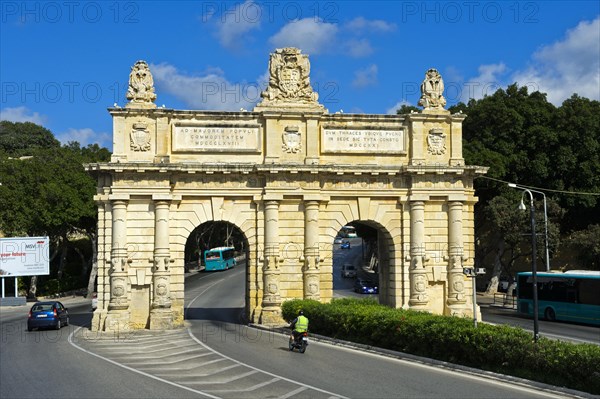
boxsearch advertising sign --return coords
[0,237,50,277]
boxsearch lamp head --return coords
[518,199,527,211]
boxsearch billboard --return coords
[0,237,50,277]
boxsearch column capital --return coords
[108,194,130,202]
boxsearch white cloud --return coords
[268,16,395,58]
[386,100,412,115]
[459,63,508,103]
[212,0,262,51]
[461,17,600,105]
[0,106,47,125]
[352,64,378,88]
[269,18,338,55]
[56,128,111,147]
[513,16,600,104]
[345,17,396,33]
[345,38,373,57]
[150,62,259,111]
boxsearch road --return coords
[480,303,600,344]
[0,300,195,398]
[0,262,593,398]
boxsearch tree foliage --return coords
[448,85,600,276]
[0,122,110,295]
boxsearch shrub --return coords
[281,298,600,394]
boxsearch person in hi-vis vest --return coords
[290,310,309,341]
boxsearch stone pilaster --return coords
[260,200,282,324]
[303,200,320,300]
[447,201,468,315]
[150,199,173,329]
[105,198,131,332]
[409,200,429,308]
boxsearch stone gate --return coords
[87,48,487,331]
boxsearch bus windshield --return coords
[516,271,600,326]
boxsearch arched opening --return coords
[183,221,249,321]
[332,221,388,302]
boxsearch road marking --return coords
[186,282,349,399]
[68,327,221,399]
[206,377,280,393]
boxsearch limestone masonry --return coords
[87,48,487,331]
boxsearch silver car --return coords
[341,263,357,278]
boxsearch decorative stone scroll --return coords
[126,60,157,109]
[418,68,446,110]
[256,47,324,110]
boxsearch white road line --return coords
[68,327,222,399]
[155,363,241,377]
[127,355,225,367]
[186,283,349,399]
[205,377,280,393]
[184,370,259,385]
[278,386,309,399]
[109,347,203,360]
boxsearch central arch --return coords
[88,49,487,331]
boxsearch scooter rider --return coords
[290,310,309,342]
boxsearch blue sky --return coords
[1,1,599,151]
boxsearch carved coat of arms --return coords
[130,122,151,151]
[427,128,446,155]
[260,47,319,105]
[282,125,301,153]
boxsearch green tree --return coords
[450,85,598,286]
[0,121,60,154]
[565,224,600,271]
[396,104,420,114]
[0,122,110,297]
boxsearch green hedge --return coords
[282,298,600,394]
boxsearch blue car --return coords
[27,301,69,331]
[341,240,351,249]
[354,279,378,294]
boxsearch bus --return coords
[340,225,357,238]
[203,247,236,271]
[516,270,600,326]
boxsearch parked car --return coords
[27,301,69,331]
[91,292,98,311]
[341,263,357,278]
[354,279,378,294]
[334,236,343,244]
[341,240,351,249]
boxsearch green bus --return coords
[203,247,236,271]
[516,270,600,326]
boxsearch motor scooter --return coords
[288,331,308,353]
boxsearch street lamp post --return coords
[508,184,540,342]
[508,183,550,272]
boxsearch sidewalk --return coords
[0,294,92,316]
[477,291,517,309]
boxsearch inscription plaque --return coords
[173,125,260,152]
[322,128,405,154]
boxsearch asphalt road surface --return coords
[1,263,593,398]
